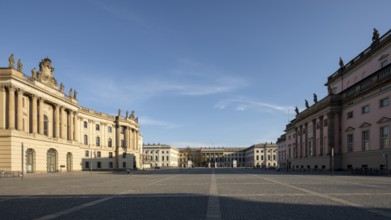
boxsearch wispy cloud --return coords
[214,97,292,113]
[95,2,151,32]
[138,116,179,129]
[75,58,248,109]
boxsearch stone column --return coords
[69,111,74,141]
[125,126,129,149]
[17,89,23,131]
[115,123,121,169]
[73,112,78,141]
[312,119,316,156]
[54,105,60,138]
[0,86,6,129]
[319,116,324,156]
[8,87,15,129]
[31,95,38,133]
[38,98,44,135]
[304,123,308,157]
[61,107,66,139]
[135,130,139,151]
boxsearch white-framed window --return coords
[362,130,370,151]
[347,111,353,119]
[108,138,112,147]
[108,126,112,133]
[380,97,389,108]
[347,134,353,152]
[380,59,389,68]
[84,135,88,145]
[83,121,88,128]
[362,105,370,114]
[380,126,389,149]
[96,136,100,146]
[96,124,100,131]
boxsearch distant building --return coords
[277,28,391,172]
[0,56,142,173]
[142,143,179,168]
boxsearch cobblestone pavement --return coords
[1,168,391,220]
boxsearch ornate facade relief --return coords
[34,57,58,89]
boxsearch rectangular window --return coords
[256,155,259,160]
[97,162,101,168]
[381,59,389,68]
[85,150,89,157]
[361,105,370,114]
[122,162,126,168]
[123,153,126,158]
[362,130,370,151]
[84,121,88,128]
[167,156,169,161]
[109,162,113,168]
[85,161,89,169]
[109,152,113,158]
[97,151,101,158]
[323,119,328,127]
[347,134,353,152]
[380,126,389,149]
[380,97,389,108]
[96,124,100,131]
[162,156,164,161]
[108,126,112,133]
[347,111,353,119]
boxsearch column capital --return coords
[16,88,23,94]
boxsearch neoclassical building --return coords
[278,28,391,172]
[0,56,142,173]
[142,143,179,168]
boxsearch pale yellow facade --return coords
[0,55,142,173]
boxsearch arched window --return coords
[83,121,88,128]
[108,138,112,147]
[47,148,57,173]
[43,115,49,136]
[96,136,100,146]
[84,135,88,145]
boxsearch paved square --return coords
[0,169,391,220]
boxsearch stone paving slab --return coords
[0,168,391,220]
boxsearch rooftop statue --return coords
[8,54,15,68]
[74,90,77,99]
[31,68,37,79]
[59,83,65,92]
[130,111,135,119]
[305,99,309,108]
[313,93,318,103]
[372,28,380,42]
[295,106,299,115]
[69,88,73,97]
[339,57,344,68]
[17,59,23,72]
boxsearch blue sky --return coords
[1,0,391,147]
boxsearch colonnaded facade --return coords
[277,28,391,172]
[0,56,142,173]
[143,143,277,168]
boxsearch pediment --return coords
[377,117,391,124]
[345,126,355,132]
[359,122,371,128]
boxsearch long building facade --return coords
[277,28,391,172]
[0,56,142,173]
